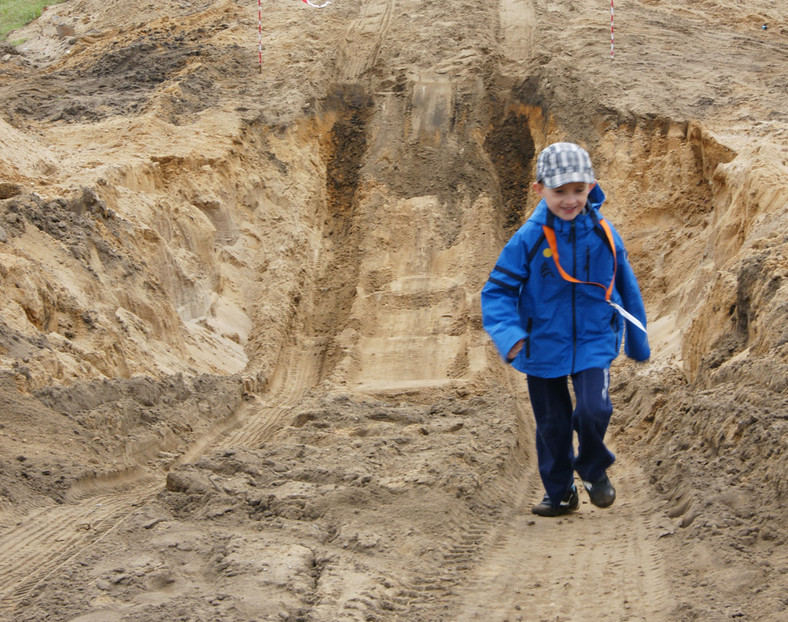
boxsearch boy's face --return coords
[533,181,594,221]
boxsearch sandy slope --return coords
[0,0,787,620]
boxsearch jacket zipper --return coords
[571,220,577,373]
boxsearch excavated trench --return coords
[2,77,753,611]
[13,95,742,452]
[2,9,787,616]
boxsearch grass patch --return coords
[1,1,66,40]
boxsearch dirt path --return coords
[450,455,673,622]
[0,362,677,622]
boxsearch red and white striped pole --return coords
[258,0,263,74]
[610,0,615,59]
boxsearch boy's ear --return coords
[532,181,544,195]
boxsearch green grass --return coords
[1,1,66,40]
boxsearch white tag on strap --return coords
[608,301,647,334]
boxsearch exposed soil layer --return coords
[1,1,787,621]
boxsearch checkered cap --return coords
[536,142,595,188]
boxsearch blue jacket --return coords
[481,184,650,377]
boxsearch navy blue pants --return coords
[526,368,615,507]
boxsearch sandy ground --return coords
[0,0,787,620]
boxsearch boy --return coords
[481,142,650,517]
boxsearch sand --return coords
[0,0,786,620]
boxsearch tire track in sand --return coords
[319,372,535,621]
[0,339,325,619]
[0,484,159,616]
[448,451,673,622]
[336,0,394,81]
[214,337,326,451]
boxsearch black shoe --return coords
[582,473,616,508]
[531,484,579,517]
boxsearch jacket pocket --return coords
[586,247,591,281]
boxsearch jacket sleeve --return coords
[481,232,530,362]
[615,246,651,361]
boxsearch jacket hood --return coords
[530,183,607,229]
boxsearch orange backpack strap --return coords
[542,216,648,333]
[541,218,617,301]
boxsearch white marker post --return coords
[610,0,615,59]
